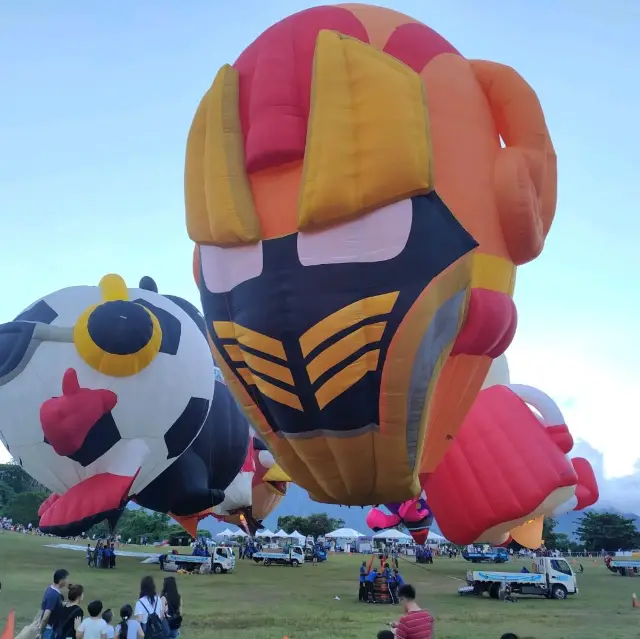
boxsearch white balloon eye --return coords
[258,450,275,469]
[297,199,412,266]
[199,244,264,293]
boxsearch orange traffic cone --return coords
[1,610,15,639]
[632,593,639,608]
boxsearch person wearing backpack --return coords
[160,577,182,638]
[56,584,84,639]
[134,576,166,639]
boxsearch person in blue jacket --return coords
[365,568,378,603]
[359,562,368,601]
[388,568,404,604]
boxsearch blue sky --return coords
[1,2,638,501]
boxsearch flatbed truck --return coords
[462,557,577,600]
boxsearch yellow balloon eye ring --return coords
[74,302,163,377]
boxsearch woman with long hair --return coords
[115,605,143,639]
[134,576,165,632]
[160,577,182,638]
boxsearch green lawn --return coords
[0,533,637,638]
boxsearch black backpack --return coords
[166,601,182,631]
[141,598,166,639]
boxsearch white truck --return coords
[253,545,305,567]
[462,556,578,600]
[605,554,640,576]
[164,546,235,574]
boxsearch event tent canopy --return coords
[290,530,306,541]
[256,529,274,537]
[216,529,234,537]
[326,528,363,539]
[427,531,446,542]
[372,529,412,541]
[216,528,247,538]
[273,529,290,538]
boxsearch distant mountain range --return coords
[196,487,640,539]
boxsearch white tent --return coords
[290,530,306,542]
[273,529,289,538]
[256,529,274,537]
[230,528,248,538]
[427,531,446,543]
[373,529,411,541]
[216,529,234,538]
[326,527,363,539]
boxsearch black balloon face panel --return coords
[0,275,215,535]
[199,194,476,438]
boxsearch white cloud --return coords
[570,440,640,514]
[507,333,638,479]
[0,445,10,464]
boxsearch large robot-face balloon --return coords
[185,4,557,506]
[0,275,220,534]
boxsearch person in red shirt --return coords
[390,584,434,639]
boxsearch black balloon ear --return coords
[139,276,158,293]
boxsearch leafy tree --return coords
[0,480,16,516]
[0,463,47,495]
[114,510,180,543]
[6,491,49,526]
[552,533,571,552]
[197,529,212,539]
[542,518,560,549]
[576,512,640,551]
[277,513,344,538]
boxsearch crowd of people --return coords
[86,542,117,569]
[38,569,183,639]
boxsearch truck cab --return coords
[253,544,305,567]
[462,546,509,564]
[211,546,235,573]
[465,556,577,600]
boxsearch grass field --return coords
[0,533,638,639]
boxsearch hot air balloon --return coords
[424,358,599,548]
[213,437,291,533]
[366,496,433,545]
[186,4,557,506]
[0,275,245,536]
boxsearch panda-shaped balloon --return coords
[0,274,246,535]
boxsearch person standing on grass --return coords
[134,576,165,638]
[390,584,434,639]
[57,584,84,639]
[77,601,108,639]
[102,609,115,639]
[115,605,143,639]
[160,577,182,638]
[38,568,69,639]
[365,568,378,603]
[359,562,368,602]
